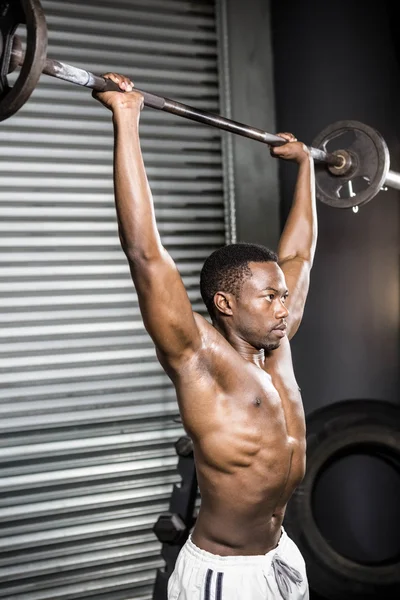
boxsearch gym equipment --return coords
[153,513,187,545]
[152,436,197,600]
[284,399,400,600]
[0,0,47,121]
[313,121,392,208]
[1,0,400,209]
[175,435,194,458]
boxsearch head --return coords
[200,243,289,351]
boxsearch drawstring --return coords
[272,555,303,600]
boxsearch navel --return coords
[254,397,262,407]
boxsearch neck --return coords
[213,321,266,368]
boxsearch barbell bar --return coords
[1,0,400,209]
[6,34,336,165]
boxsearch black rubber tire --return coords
[284,399,400,600]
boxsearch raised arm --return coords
[271,133,317,339]
[94,73,201,367]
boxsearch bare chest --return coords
[229,361,305,442]
[186,360,306,495]
[178,352,305,446]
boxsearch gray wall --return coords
[0,1,225,598]
[222,0,280,248]
[270,0,400,413]
[268,6,400,597]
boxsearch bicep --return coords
[279,257,311,339]
[128,248,201,361]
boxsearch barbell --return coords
[1,0,400,208]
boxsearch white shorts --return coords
[167,528,309,600]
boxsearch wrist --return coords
[297,152,312,167]
[112,107,140,130]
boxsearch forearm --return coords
[278,155,317,264]
[112,109,163,260]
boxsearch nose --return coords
[275,300,289,320]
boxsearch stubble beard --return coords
[262,341,280,352]
[259,336,281,352]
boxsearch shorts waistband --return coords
[183,527,289,569]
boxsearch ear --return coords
[213,291,234,316]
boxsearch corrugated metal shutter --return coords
[0,0,227,598]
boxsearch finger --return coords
[102,72,125,91]
[119,75,134,92]
[116,73,134,86]
[278,132,296,139]
[270,143,289,152]
[125,79,134,92]
[276,132,297,142]
[103,72,120,85]
[269,144,292,157]
[102,73,133,92]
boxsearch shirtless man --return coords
[94,73,316,600]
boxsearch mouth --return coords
[271,324,287,338]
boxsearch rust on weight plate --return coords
[0,0,47,121]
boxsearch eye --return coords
[282,294,289,304]
[266,294,275,302]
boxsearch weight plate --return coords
[0,0,47,122]
[312,120,390,208]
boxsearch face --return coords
[231,261,289,351]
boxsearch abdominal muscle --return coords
[190,430,305,556]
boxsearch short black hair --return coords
[200,242,278,318]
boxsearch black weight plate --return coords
[284,399,400,600]
[312,120,390,208]
[0,0,47,122]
